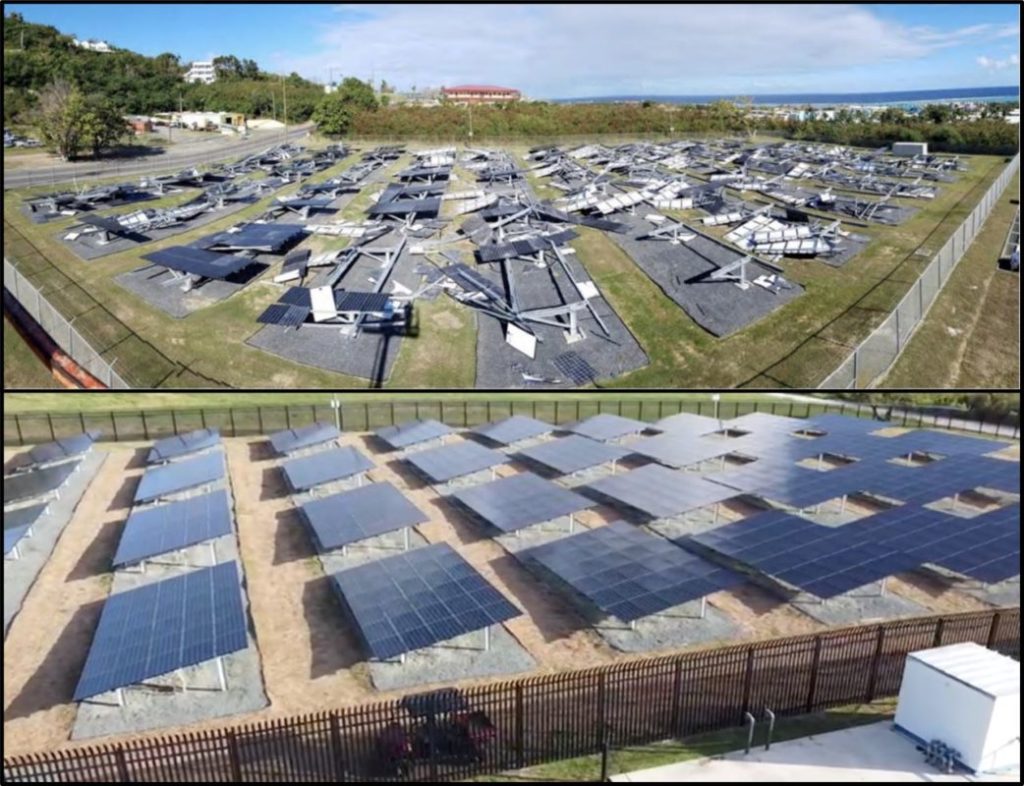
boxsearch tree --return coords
[34,80,85,159]
[311,95,353,135]
[80,94,127,157]
[212,55,242,80]
[335,77,378,111]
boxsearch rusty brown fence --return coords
[4,607,1018,782]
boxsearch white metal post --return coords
[403,527,410,551]
[483,625,490,651]
[216,656,227,691]
[568,513,575,534]
[700,596,707,619]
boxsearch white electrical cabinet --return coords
[894,642,1019,774]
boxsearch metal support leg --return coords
[611,459,618,475]
[483,626,490,652]
[209,541,216,566]
[713,503,720,525]
[568,513,575,534]
[700,596,707,619]
[179,669,188,694]
[341,544,348,556]
[216,656,227,692]
[817,454,823,471]
[840,495,847,515]
[116,688,125,707]
[744,713,756,754]
[403,527,410,551]
[764,708,776,750]
[491,467,497,480]
[629,619,636,631]
[879,577,887,597]
[951,493,959,511]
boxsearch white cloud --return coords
[977,53,1020,71]
[268,4,1019,97]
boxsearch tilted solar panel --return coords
[587,464,739,519]
[653,412,720,436]
[27,431,101,466]
[268,422,340,456]
[4,502,49,556]
[299,481,428,551]
[452,472,595,533]
[472,415,553,446]
[134,449,224,504]
[518,435,631,475]
[147,428,221,464]
[4,460,81,505]
[405,440,508,483]
[142,246,255,280]
[568,413,651,442]
[282,445,374,492]
[375,419,453,450]
[112,488,233,567]
[629,433,733,469]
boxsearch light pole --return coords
[712,393,721,429]
[329,397,341,431]
[468,102,473,142]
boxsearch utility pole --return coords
[468,102,474,141]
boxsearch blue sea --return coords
[554,86,1019,107]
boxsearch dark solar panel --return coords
[568,413,650,442]
[471,415,553,446]
[552,352,598,386]
[452,472,595,533]
[142,247,255,279]
[200,223,306,252]
[706,461,858,509]
[73,561,249,701]
[147,428,221,464]
[519,435,631,475]
[4,460,81,505]
[268,422,341,456]
[278,287,312,307]
[112,489,233,567]
[257,303,310,327]
[520,520,743,621]
[368,196,442,217]
[4,502,48,556]
[134,449,224,504]
[300,481,429,551]
[330,542,520,660]
[405,440,508,483]
[443,263,505,302]
[629,434,732,468]
[335,291,391,313]
[724,412,806,434]
[375,419,453,450]
[587,464,738,519]
[805,413,888,435]
[894,430,1012,457]
[282,445,374,492]
[653,412,720,436]
[27,431,101,466]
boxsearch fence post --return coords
[229,409,236,437]
[933,618,945,648]
[15,413,25,445]
[806,635,822,712]
[257,407,264,433]
[986,612,1002,649]
[227,730,243,781]
[329,711,346,781]
[285,406,292,429]
[171,410,178,434]
[866,627,885,701]
[515,684,525,769]
[141,411,149,439]
[670,659,684,736]
[46,412,55,440]
[595,671,608,752]
[741,648,755,719]
[200,409,207,428]
[114,745,130,781]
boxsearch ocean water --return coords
[554,86,1019,107]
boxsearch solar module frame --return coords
[518,435,632,475]
[133,449,225,504]
[404,440,509,484]
[299,481,429,551]
[112,488,233,567]
[147,428,221,464]
[330,542,520,660]
[451,472,596,533]
[628,433,734,469]
[375,419,453,450]
[4,459,82,505]
[568,413,652,442]
[706,461,860,509]
[519,520,743,622]
[551,351,599,386]
[653,412,720,436]
[141,246,255,280]
[27,431,101,466]
[73,561,249,701]
[4,502,48,556]
[281,445,375,492]
[471,415,553,446]
[586,463,739,519]
[268,422,341,456]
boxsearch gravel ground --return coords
[960,578,1020,607]
[114,260,269,318]
[4,450,108,634]
[791,581,927,625]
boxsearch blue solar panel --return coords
[147,428,221,464]
[405,440,508,483]
[268,422,340,456]
[4,460,81,505]
[281,445,374,492]
[653,412,720,436]
[4,501,48,556]
[451,472,595,533]
[28,431,101,466]
[73,561,249,701]
[587,464,738,519]
[628,433,733,468]
[472,415,552,446]
[723,412,807,434]
[375,419,453,450]
[300,482,428,551]
[893,430,1012,457]
[804,413,888,435]
[706,461,858,509]
[520,521,743,622]
[568,413,651,442]
[331,542,520,660]
[518,435,631,475]
[134,449,225,504]
[112,489,233,567]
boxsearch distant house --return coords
[73,38,112,53]
[184,61,217,85]
[441,85,521,105]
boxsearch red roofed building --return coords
[441,85,522,104]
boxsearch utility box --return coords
[894,642,1019,774]
[892,141,928,157]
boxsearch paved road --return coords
[3,124,315,190]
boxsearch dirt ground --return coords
[2,436,1017,757]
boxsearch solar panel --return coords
[518,435,631,475]
[472,415,552,446]
[552,352,598,386]
[142,247,255,279]
[4,502,48,556]
[520,520,743,622]
[629,433,733,468]
[335,291,391,313]
[568,413,651,442]
[586,464,738,519]
[147,428,221,464]
[805,413,888,435]
[134,449,224,504]
[375,419,453,450]
[73,561,249,701]
[706,461,859,509]
[200,223,306,252]
[27,431,101,466]
[112,489,233,567]
[653,412,720,436]
[331,542,520,660]
[405,440,508,483]
[299,481,429,551]
[894,430,1013,457]
[281,445,374,492]
[443,263,505,302]
[724,412,806,434]
[4,460,81,505]
[257,303,310,327]
[368,196,442,217]
[268,422,341,456]
[452,472,595,533]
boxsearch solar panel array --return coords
[724,412,808,434]
[282,445,374,492]
[112,489,233,567]
[654,412,720,436]
[331,542,520,660]
[257,303,310,327]
[27,430,101,466]
[134,449,225,504]
[587,464,738,519]
[629,433,733,469]
[519,435,631,475]
[268,422,341,456]
[707,461,858,509]
[405,440,509,483]
[142,247,254,280]
[375,419,453,450]
[520,520,743,622]
[452,472,595,533]
[147,428,221,464]
[73,561,248,701]
[568,413,651,442]
[894,430,1012,457]
[551,351,599,386]
[300,481,428,551]
[4,502,48,556]
[805,413,888,435]
[4,459,81,505]
[472,415,552,446]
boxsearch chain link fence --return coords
[821,154,1020,388]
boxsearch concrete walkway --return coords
[611,722,1018,782]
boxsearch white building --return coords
[184,61,217,85]
[73,38,112,53]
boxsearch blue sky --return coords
[7,3,1020,98]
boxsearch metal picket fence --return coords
[821,154,1020,388]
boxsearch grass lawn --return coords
[474,698,896,781]
[2,315,62,389]
[3,139,1011,389]
[882,170,1020,388]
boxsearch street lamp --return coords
[712,393,721,428]
[329,396,342,431]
